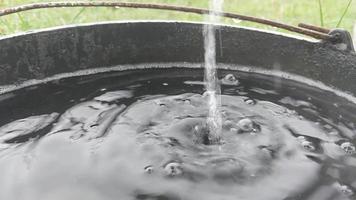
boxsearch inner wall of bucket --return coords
[0,21,355,94]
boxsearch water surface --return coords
[0,67,355,200]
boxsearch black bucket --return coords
[0,21,355,94]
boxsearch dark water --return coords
[0,67,355,200]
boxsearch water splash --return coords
[204,0,224,143]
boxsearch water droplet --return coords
[237,118,254,132]
[164,162,183,176]
[297,136,315,151]
[340,142,356,154]
[144,165,154,174]
[221,74,239,86]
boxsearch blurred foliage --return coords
[0,0,354,38]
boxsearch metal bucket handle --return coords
[0,1,346,42]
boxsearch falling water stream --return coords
[204,0,224,143]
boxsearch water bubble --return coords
[301,140,315,151]
[237,118,254,132]
[221,74,239,86]
[297,136,315,151]
[340,142,356,154]
[164,162,183,176]
[144,165,154,174]
[335,183,354,197]
[340,186,354,196]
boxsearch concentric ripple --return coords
[0,67,355,200]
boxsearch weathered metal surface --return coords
[0,21,355,93]
[328,29,355,52]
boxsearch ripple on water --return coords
[0,69,355,200]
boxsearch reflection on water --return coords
[0,67,355,200]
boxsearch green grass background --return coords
[0,0,355,38]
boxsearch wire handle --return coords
[0,1,334,40]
